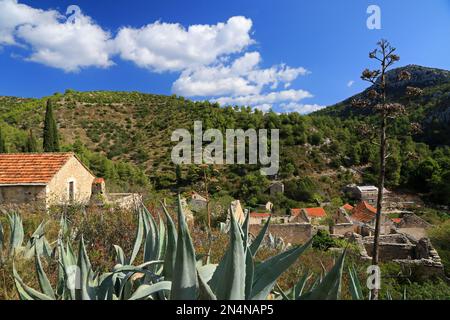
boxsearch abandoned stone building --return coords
[268,181,284,196]
[0,153,96,208]
[349,201,394,236]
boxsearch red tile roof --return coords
[250,212,271,218]
[94,177,105,184]
[290,208,302,217]
[350,201,377,223]
[0,153,74,185]
[303,207,327,218]
[342,203,354,211]
[391,218,402,224]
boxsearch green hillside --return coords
[0,65,449,207]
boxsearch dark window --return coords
[69,181,74,203]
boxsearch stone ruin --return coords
[346,232,445,278]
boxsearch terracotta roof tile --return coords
[350,201,377,223]
[0,153,74,185]
[342,204,354,211]
[250,212,271,218]
[290,208,302,217]
[302,207,327,218]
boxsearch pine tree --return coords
[25,129,38,153]
[0,126,7,153]
[43,99,60,152]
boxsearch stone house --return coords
[0,153,95,208]
[268,181,284,196]
[291,207,327,225]
[189,191,208,212]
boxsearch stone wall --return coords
[249,223,312,244]
[330,223,354,236]
[364,242,415,261]
[0,185,46,207]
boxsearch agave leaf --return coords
[241,211,250,245]
[161,202,177,280]
[209,208,246,300]
[129,209,144,265]
[158,212,167,261]
[294,272,312,299]
[142,206,160,264]
[275,283,291,300]
[8,213,24,255]
[13,263,53,300]
[171,195,199,300]
[143,227,159,264]
[76,236,94,300]
[197,264,217,283]
[198,272,217,300]
[251,238,312,300]
[31,221,48,239]
[249,216,271,257]
[348,266,364,300]
[245,247,254,299]
[129,281,171,300]
[113,245,126,265]
[35,247,56,299]
[298,250,346,300]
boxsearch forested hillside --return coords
[0,64,449,207]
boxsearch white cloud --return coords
[0,0,114,72]
[172,51,308,97]
[0,2,323,110]
[113,16,254,72]
[279,102,326,114]
[0,0,57,45]
[253,104,272,112]
[213,89,313,106]
[347,80,355,87]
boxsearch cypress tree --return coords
[43,99,60,152]
[26,129,38,153]
[0,127,6,153]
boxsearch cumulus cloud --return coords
[253,104,272,113]
[0,1,323,111]
[173,51,309,97]
[0,0,57,45]
[113,16,254,72]
[213,89,313,106]
[347,80,355,87]
[279,102,326,114]
[0,0,114,72]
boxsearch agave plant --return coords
[12,195,348,300]
[0,212,52,262]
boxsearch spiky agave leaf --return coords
[209,208,246,300]
[298,250,347,300]
[129,281,171,300]
[129,209,144,265]
[113,245,126,266]
[8,212,24,255]
[171,195,199,300]
[249,216,271,257]
[348,265,364,300]
[161,202,177,281]
[13,262,54,300]
[35,247,56,299]
[250,238,313,300]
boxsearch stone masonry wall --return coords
[46,156,95,206]
[249,223,312,244]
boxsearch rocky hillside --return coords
[316,65,450,146]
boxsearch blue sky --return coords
[0,0,449,113]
